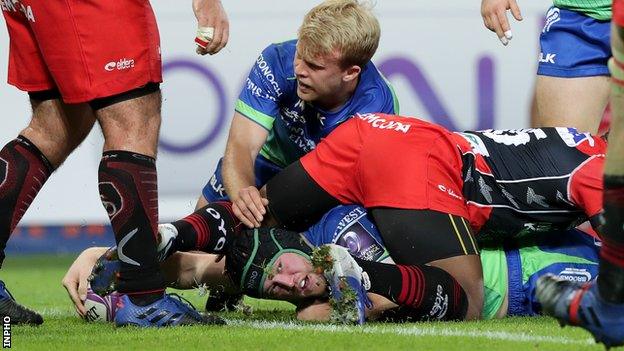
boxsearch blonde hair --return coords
[297,0,380,68]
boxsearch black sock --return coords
[170,202,243,254]
[99,150,164,295]
[598,175,624,303]
[0,136,53,267]
[355,258,468,321]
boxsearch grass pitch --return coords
[2,255,619,350]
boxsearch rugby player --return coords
[63,205,600,323]
[536,1,624,347]
[196,0,398,228]
[481,0,611,133]
[195,0,397,310]
[0,0,228,326]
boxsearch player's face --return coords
[262,253,326,303]
[294,46,351,109]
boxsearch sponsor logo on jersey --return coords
[555,127,595,147]
[481,129,547,146]
[104,58,135,72]
[539,53,556,64]
[456,132,490,156]
[558,267,593,282]
[335,207,367,234]
[255,53,282,97]
[543,7,560,33]
[357,113,411,133]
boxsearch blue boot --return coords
[537,274,624,348]
[114,293,225,327]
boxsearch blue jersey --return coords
[304,205,391,263]
[236,39,399,168]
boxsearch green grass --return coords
[1,255,619,350]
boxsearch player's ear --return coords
[342,65,361,82]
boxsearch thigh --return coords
[370,208,479,265]
[22,98,95,167]
[265,160,340,232]
[535,75,609,133]
[24,0,162,103]
[96,90,162,156]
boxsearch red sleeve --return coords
[569,155,604,218]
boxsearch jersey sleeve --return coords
[235,44,287,131]
[569,155,604,218]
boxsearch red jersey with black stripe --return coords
[452,128,605,243]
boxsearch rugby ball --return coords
[84,288,120,322]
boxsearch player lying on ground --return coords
[152,113,606,321]
[63,204,601,323]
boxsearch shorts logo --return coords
[539,53,556,64]
[104,58,135,72]
[543,7,560,33]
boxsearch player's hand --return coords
[61,247,106,318]
[193,0,229,55]
[480,0,522,46]
[232,186,269,228]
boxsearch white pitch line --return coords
[227,319,594,345]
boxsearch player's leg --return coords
[534,76,609,133]
[537,16,624,347]
[0,96,95,325]
[534,7,611,133]
[370,209,483,320]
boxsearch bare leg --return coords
[534,75,610,133]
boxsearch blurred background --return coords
[0,0,552,253]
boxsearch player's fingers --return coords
[495,10,513,41]
[483,16,493,31]
[78,277,88,302]
[63,280,86,316]
[205,27,221,54]
[240,191,264,222]
[216,25,229,53]
[234,200,259,228]
[261,197,269,206]
[195,26,214,55]
[232,202,254,228]
[509,0,523,21]
[489,15,508,45]
[250,191,267,215]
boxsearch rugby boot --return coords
[0,280,43,325]
[537,274,624,348]
[114,293,226,327]
[90,224,177,296]
[323,245,371,325]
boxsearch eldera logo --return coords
[104,58,135,72]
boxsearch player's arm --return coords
[193,0,229,55]
[222,112,270,228]
[62,247,109,317]
[480,0,523,46]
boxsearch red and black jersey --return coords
[453,128,605,243]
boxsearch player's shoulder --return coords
[351,61,397,113]
[258,39,297,67]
